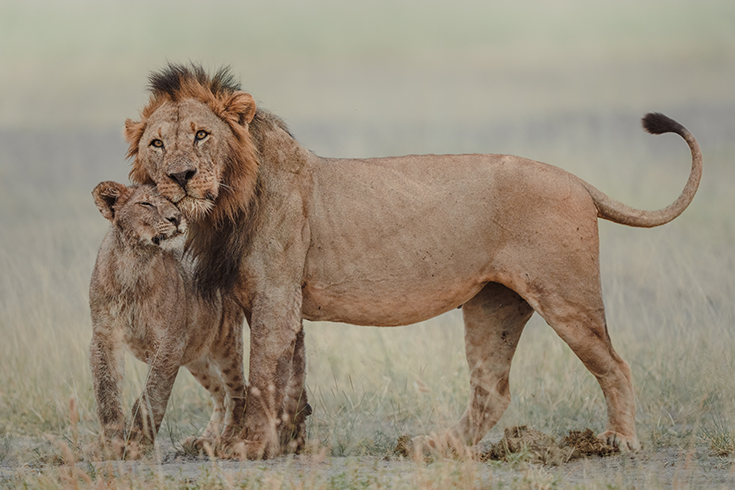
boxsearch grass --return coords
[2,0,735,487]
[1,111,734,488]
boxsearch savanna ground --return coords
[1,1,735,488]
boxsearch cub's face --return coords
[130,99,236,221]
[93,182,187,251]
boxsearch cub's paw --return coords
[182,436,218,456]
[597,430,641,453]
[87,438,145,460]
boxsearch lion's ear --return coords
[224,91,257,125]
[124,118,155,184]
[124,118,145,159]
[92,181,129,221]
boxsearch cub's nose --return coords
[165,210,182,228]
[168,168,197,188]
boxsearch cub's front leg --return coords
[89,329,127,458]
[127,339,184,450]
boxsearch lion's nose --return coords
[168,169,197,189]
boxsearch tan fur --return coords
[127,64,702,458]
[89,182,247,459]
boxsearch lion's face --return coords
[133,99,236,221]
[126,72,258,225]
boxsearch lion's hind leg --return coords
[520,269,640,452]
[423,282,533,456]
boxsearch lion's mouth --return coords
[176,194,215,221]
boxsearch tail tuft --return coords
[642,112,686,136]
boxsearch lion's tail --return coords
[582,113,702,228]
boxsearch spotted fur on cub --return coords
[89,181,246,458]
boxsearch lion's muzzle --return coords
[166,156,198,191]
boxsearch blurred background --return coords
[1,0,734,458]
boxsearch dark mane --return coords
[186,178,262,300]
[148,62,242,101]
[129,63,299,301]
[189,108,290,300]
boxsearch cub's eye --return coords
[139,202,154,208]
[150,139,164,148]
[195,130,209,141]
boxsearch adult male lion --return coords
[125,63,702,458]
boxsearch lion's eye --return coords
[139,202,154,208]
[195,130,209,141]
[150,139,164,148]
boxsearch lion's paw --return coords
[597,430,640,453]
[408,433,477,460]
[220,439,274,460]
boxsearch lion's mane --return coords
[126,63,290,296]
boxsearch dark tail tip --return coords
[642,112,686,136]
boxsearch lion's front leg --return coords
[239,287,303,459]
[279,325,311,453]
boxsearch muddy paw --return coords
[598,430,640,453]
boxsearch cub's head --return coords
[124,63,259,225]
[92,182,187,251]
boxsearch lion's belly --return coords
[301,159,508,326]
[300,152,590,326]
[301,275,487,326]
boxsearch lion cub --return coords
[89,181,246,458]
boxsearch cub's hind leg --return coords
[210,300,247,444]
[183,358,228,452]
[449,282,534,448]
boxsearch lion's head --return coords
[125,64,294,295]
[125,63,279,295]
[125,63,259,225]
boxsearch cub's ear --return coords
[92,181,129,221]
[224,91,257,125]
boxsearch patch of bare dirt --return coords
[481,426,618,465]
[394,426,618,465]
